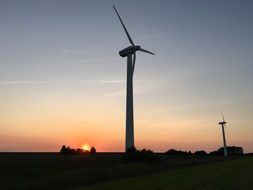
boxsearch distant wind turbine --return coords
[218,112,228,156]
[113,5,155,151]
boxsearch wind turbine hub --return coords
[219,121,227,125]
[119,45,141,57]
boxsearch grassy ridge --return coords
[80,157,253,190]
[0,153,245,190]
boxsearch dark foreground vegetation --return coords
[0,152,249,190]
[60,145,96,155]
[165,146,243,156]
[81,156,253,190]
[123,147,159,163]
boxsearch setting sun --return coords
[82,144,90,151]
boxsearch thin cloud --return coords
[101,89,125,98]
[136,33,164,40]
[60,45,102,54]
[145,56,202,64]
[144,98,244,114]
[60,50,73,54]
[73,79,151,85]
[79,57,122,63]
[0,79,165,85]
[0,81,48,85]
[73,80,125,84]
[79,58,105,63]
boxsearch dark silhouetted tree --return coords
[165,149,192,156]
[194,150,207,156]
[76,148,84,154]
[210,146,243,156]
[123,148,158,163]
[60,145,67,154]
[90,147,96,155]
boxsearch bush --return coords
[60,145,96,155]
[60,145,76,154]
[90,147,96,155]
[165,149,192,156]
[194,150,207,156]
[210,146,243,156]
[123,147,158,163]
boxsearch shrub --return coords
[165,149,192,156]
[123,147,158,163]
[210,146,243,156]
[90,147,96,155]
[60,145,97,155]
[194,150,207,156]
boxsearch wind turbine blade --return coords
[113,5,134,46]
[221,112,225,122]
[139,48,155,55]
[132,53,136,76]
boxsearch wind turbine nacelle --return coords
[219,121,227,125]
[119,45,140,57]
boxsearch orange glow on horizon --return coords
[81,144,91,151]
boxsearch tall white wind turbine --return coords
[113,6,155,151]
[219,112,228,156]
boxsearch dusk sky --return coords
[1,0,253,152]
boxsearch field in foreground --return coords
[0,153,251,190]
[79,157,253,190]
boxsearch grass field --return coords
[80,157,253,190]
[0,153,251,190]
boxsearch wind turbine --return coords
[218,112,228,156]
[113,5,155,151]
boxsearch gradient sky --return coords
[1,0,253,152]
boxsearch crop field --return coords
[81,156,253,190]
[0,153,251,190]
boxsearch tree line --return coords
[60,145,96,155]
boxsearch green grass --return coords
[78,157,253,190]
[0,153,250,190]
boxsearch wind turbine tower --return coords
[113,6,155,151]
[219,113,228,156]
